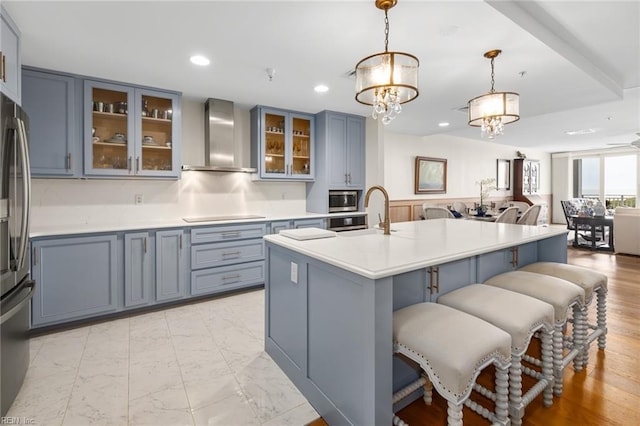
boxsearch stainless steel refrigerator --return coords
[1,92,35,416]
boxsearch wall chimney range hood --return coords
[182,98,257,173]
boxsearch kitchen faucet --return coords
[364,185,391,235]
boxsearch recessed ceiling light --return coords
[438,122,450,127]
[314,85,329,93]
[190,55,210,66]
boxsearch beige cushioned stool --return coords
[483,271,586,397]
[519,262,608,362]
[438,285,555,426]
[393,302,511,426]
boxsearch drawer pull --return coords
[221,231,241,238]
[222,274,241,282]
[222,251,241,258]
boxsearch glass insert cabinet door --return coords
[137,90,177,175]
[264,111,286,176]
[260,108,313,180]
[290,115,312,177]
[84,80,180,177]
[86,82,135,175]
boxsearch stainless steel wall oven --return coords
[327,215,367,232]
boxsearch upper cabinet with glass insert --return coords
[250,106,314,181]
[84,80,181,178]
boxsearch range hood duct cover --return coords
[182,98,257,173]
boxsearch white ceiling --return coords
[5,0,640,153]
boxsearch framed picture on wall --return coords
[496,159,511,190]
[415,156,447,194]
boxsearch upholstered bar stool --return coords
[483,271,586,397]
[393,302,512,426]
[438,285,555,426]
[519,262,608,365]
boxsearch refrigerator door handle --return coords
[0,279,35,325]
[15,117,31,271]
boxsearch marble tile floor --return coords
[6,289,319,426]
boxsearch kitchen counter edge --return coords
[30,211,366,238]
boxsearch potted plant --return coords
[476,178,496,216]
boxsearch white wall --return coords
[30,98,559,228]
[31,98,307,228]
[380,132,551,200]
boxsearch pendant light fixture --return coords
[355,0,419,125]
[467,49,519,139]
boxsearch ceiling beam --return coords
[486,0,623,98]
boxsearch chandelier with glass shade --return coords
[355,0,419,125]
[467,49,519,139]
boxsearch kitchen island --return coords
[263,219,568,425]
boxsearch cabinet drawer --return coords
[191,261,265,295]
[191,223,267,244]
[191,239,265,270]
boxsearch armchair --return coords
[561,199,604,243]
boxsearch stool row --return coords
[392,262,608,426]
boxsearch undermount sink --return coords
[337,228,397,237]
[337,228,379,237]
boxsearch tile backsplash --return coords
[31,172,307,227]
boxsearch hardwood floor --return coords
[308,248,640,426]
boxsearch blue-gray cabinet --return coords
[269,221,291,235]
[392,257,476,311]
[319,111,365,189]
[250,106,315,181]
[155,229,186,302]
[1,5,21,104]
[476,241,539,282]
[190,223,266,296]
[83,80,181,178]
[124,232,152,308]
[22,67,81,176]
[267,218,326,234]
[306,111,366,213]
[31,235,118,327]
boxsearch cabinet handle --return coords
[179,234,183,249]
[67,153,72,170]
[511,247,519,267]
[348,173,352,184]
[128,156,132,172]
[428,267,434,295]
[427,266,440,294]
[144,237,147,254]
[136,156,140,173]
[222,251,241,258]
[345,173,348,184]
[33,247,37,266]
[222,274,241,282]
[1,53,5,83]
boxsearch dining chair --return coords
[424,207,455,220]
[494,206,519,223]
[517,204,542,225]
[451,201,468,216]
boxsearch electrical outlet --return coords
[134,194,144,205]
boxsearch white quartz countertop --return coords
[30,211,366,238]
[264,219,568,279]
